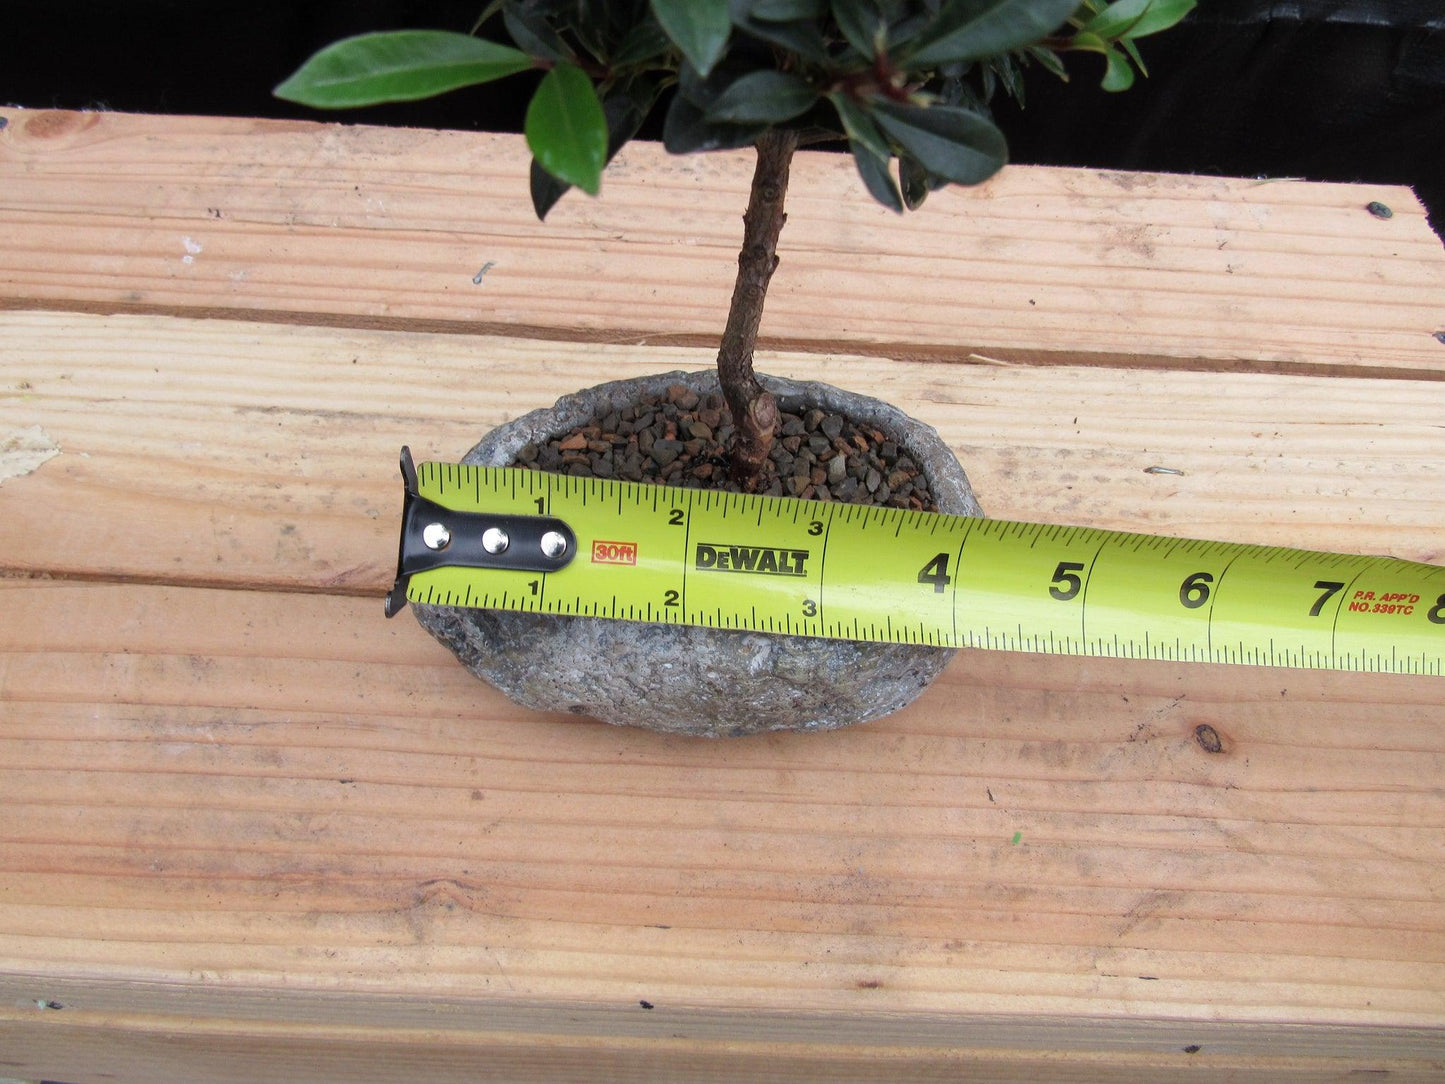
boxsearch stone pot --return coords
[412,370,982,737]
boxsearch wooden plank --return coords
[3,1003,1444,1084]
[2,580,1444,1070]
[2,311,1440,595]
[2,108,1442,378]
[2,104,1443,1079]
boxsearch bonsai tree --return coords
[277,0,1193,487]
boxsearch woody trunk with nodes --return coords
[279,0,1192,490]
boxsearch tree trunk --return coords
[719,128,798,488]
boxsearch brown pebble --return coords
[513,399,938,513]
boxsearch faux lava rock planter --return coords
[412,370,983,737]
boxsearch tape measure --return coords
[386,449,1445,677]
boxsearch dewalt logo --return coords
[694,542,809,577]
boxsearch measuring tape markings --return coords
[404,462,1445,675]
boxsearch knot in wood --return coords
[748,392,779,433]
[759,182,782,203]
[1194,724,1224,755]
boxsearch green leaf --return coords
[850,141,903,213]
[991,54,1025,102]
[569,6,610,64]
[1099,46,1135,90]
[706,71,819,123]
[525,63,608,195]
[612,21,672,66]
[906,0,1082,68]
[1083,0,1196,40]
[1066,30,1109,53]
[749,0,826,18]
[471,0,506,34]
[1026,43,1069,79]
[1120,35,1148,75]
[531,78,662,219]
[827,93,891,160]
[728,0,829,62]
[831,0,884,58]
[870,101,1007,186]
[274,31,533,108]
[651,0,731,76]
[663,93,767,153]
[679,59,741,109]
[898,155,935,210]
[503,5,570,63]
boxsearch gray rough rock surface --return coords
[412,371,983,737]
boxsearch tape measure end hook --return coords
[384,446,420,618]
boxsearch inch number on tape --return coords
[389,453,1444,677]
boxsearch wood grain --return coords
[2,105,1443,1080]
[3,1006,1444,1084]
[2,108,1443,378]
[2,311,1440,596]
[2,579,1443,1071]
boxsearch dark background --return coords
[3,1,1442,235]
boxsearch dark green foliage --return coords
[277,0,1195,217]
[273,30,533,108]
[707,71,819,123]
[525,63,609,193]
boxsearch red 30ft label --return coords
[591,539,637,565]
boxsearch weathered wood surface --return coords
[2,108,1443,378]
[1,108,1444,1081]
[1,311,1440,595]
[3,580,1444,1081]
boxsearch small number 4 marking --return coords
[918,553,951,593]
